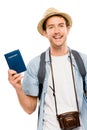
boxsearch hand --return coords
[8,69,23,89]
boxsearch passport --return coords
[4,49,27,73]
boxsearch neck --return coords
[50,46,68,56]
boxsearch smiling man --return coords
[8,8,87,130]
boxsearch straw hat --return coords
[37,7,72,35]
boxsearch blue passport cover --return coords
[4,49,27,73]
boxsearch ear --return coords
[67,26,71,34]
[43,30,48,38]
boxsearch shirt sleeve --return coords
[22,59,39,97]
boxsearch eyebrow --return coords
[47,22,65,27]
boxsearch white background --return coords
[0,0,87,129]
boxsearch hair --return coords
[43,15,69,30]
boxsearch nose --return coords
[54,26,60,33]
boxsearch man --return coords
[8,7,87,130]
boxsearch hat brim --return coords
[37,12,72,35]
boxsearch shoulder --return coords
[78,51,87,63]
[76,51,87,71]
[27,48,49,68]
[71,48,87,63]
[26,48,48,72]
[27,55,41,72]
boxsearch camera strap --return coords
[49,49,79,117]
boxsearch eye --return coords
[48,26,54,29]
[59,23,65,27]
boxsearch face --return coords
[43,16,71,51]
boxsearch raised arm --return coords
[8,69,37,114]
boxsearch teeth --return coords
[54,36,61,39]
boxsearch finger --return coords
[13,75,23,83]
[8,69,18,81]
[8,69,17,77]
[8,73,23,85]
[12,73,22,80]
